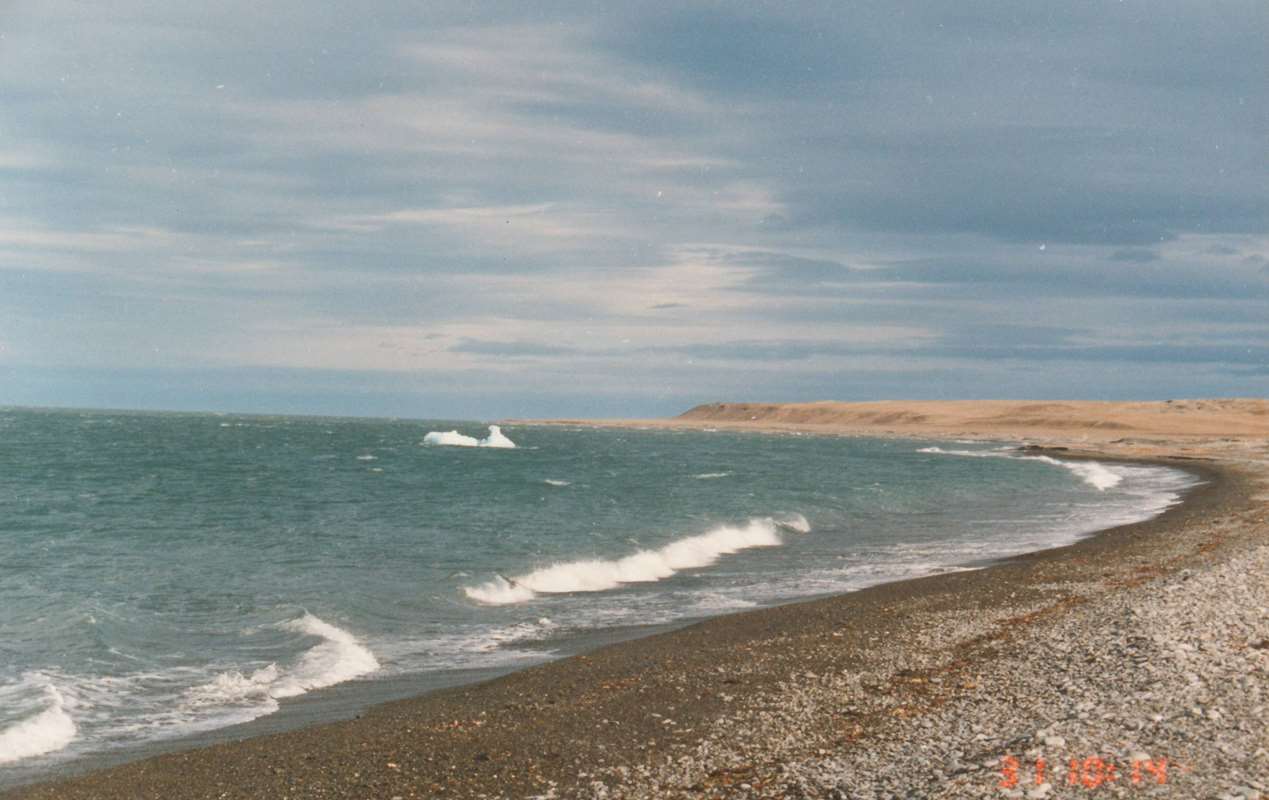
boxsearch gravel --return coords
[577,460,1268,800]
[9,450,1265,800]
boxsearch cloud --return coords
[448,338,583,358]
[1110,248,1159,263]
[0,1,1265,415]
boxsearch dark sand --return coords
[4,453,1259,800]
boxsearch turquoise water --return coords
[0,408,1197,781]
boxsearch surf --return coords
[188,613,380,707]
[917,446,1124,491]
[464,514,811,605]
[0,678,77,766]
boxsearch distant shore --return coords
[516,397,1269,451]
[7,400,1267,799]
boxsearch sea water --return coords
[0,408,1199,784]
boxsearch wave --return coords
[917,446,1123,491]
[0,678,77,765]
[185,613,379,708]
[543,479,571,487]
[422,425,516,449]
[369,618,559,674]
[1027,454,1122,491]
[692,472,732,479]
[0,615,380,768]
[464,513,811,605]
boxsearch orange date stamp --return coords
[999,755,1180,791]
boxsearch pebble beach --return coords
[5,400,1267,800]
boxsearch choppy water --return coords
[0,408,1198,782]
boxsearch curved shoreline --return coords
[4,438,1260,799]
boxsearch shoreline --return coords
[4,428,1264,798]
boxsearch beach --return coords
[5,400,1267,799]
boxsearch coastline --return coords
[4,415,1266,798]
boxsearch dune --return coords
[662,398,1269,442]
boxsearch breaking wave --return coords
[464,514,811,605]
[0,678,77,765]
[185,613,379,708]
[917,446,1123,491]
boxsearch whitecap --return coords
[0,678,77,765]
[186,613,379,706]
[918,446,1123,491]
[1026,454,1123,491]
[464,515,811,605]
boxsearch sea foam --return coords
[917,446,1123,491]
[464,514,811,605]
[0,679,77,765]
[186,613,379,708]
[422,425,516,449]
[271,613,381,698]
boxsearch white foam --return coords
[181,666,282,715]
[775,512,811,533]
[0,680,77,765]
[273,613,380,697]
[464,515,810,605]
[422,425,516,449]
[689,592,758,613]
[370,618,561,673]
[543,479,571,487]
[356,454,377,461]
[917,445,993,456]
[1027,455,1123,491]
[918,446,1123,491]
[186,613,379,707]
[692,472,732,479]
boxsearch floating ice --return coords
[423,425,516,449]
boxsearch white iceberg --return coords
[422,425,516,449]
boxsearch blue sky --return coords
[1,1,1265,419]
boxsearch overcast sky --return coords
[1,1,1265,419]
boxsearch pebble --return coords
[580,500,1269,800]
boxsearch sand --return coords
[541,398,1269,449]
[5,400,1267,799]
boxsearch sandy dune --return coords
[673,398,1269,439]
[528,397,1269,466]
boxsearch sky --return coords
[1,1,1266,419]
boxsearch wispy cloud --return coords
[0,1,1264,415]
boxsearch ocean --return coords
[0,408,1199,785]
